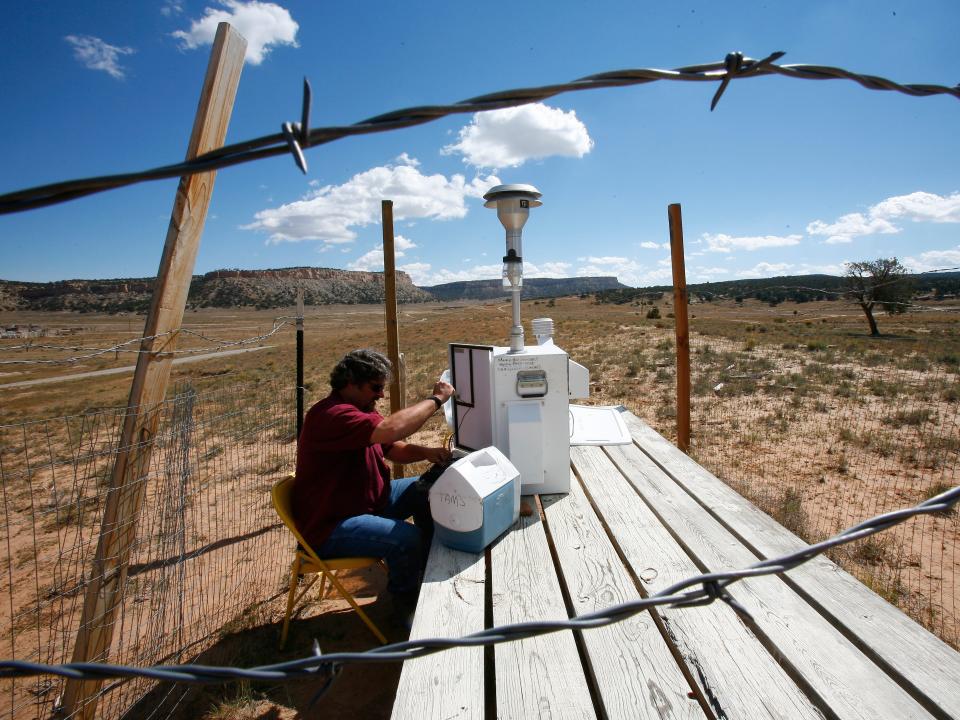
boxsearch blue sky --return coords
[1,1,958,287]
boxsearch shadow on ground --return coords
[123,565,407,719]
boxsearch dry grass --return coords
[1,294,958,719]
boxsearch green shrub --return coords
[867,379,903,398]
[923,483,959,517]
[836,453,849,474]
[776,487,808,537]
[655,402,676,421]
[938,353,959,367]
[899,355,929,372]
[883,408,933,427]
[853,537,889,565]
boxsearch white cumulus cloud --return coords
[736,262,793,277]
[572,255,667,287]
[702,233,802,253]
[797,262,847,276]
[871,191,960,223]
[347,236,417,272]
[397,263,433,285]
[535,261,574,277]
[807,191,960,244]
[407,263,500,287]
[806,213,899,244]
[244,156,499,247]
[172,0,298,65]
[161,0,184,16]
[65,35,135,79]
[902,246,960,273]
[443,103,593,169]
[406,259,573,287]
[690,267,731,280]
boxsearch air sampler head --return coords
[483,184,542,352]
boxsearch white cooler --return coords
[429,446,520,553]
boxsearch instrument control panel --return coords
[515,369,548,398]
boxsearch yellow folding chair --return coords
[272,474,388,647]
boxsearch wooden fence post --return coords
[382,200,407,477]
[296,288,305,440]
[61,23,246,719]
[668,203,691,453]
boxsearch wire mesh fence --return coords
[581,293,959,649]
[661,305,959,647]
[0,376,297,719]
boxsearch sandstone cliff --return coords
[0,268,629,312]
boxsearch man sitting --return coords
[293,348,454,619]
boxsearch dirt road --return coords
[0,346,273,390]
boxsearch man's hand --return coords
[421,446,452,464]
[432,379,455,403]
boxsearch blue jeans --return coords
[318,476,433,595]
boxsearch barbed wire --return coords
[1,483,956,689]
[0,320,291,366]
[1,52,958,215]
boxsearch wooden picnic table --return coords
[391,409,960,719]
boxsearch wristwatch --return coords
[428,395,444,409]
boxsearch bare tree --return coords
[844,257,912,336]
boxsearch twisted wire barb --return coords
[1,52,958,214]
[0,484,956,685]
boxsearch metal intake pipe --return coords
[483,184,542,353]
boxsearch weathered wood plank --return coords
[391,538,485,720]
[541,475,705,719]
[603,434,934,719]
[572,445,823,719]
[491,496,596,719]
[620,411,960,718]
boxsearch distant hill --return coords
[0,267,431,313]
[191,267,433,308]
[12,268,952,313]
[426,276,627,301]
[0,268,627,312]
[592,272,960,305]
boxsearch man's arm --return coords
[385,441,451,465]
[370,380,454,444]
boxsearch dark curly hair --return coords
[329,349,392,390]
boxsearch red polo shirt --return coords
[292,391,393,547]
